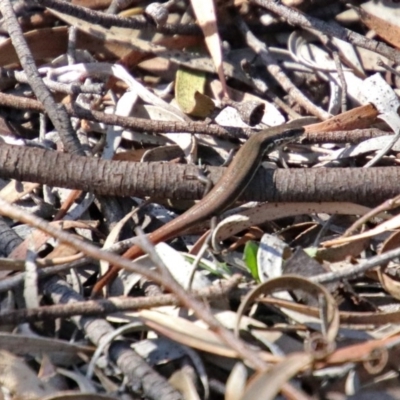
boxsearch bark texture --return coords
[1,143,399,205]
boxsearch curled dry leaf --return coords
[212,202,372,244]
[225,362,247,400]
[241,353,313,400]
[235,275,340,346]
[377,230,400,301]
[322,212,400,247]
[138,309,258,359]
[257,233,291,282]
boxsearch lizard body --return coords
[92,124,305,296]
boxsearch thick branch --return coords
[0,143,399,205]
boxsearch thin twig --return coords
[0,197,268,371]
[234,15,331,120]
[36,0,201,36]
[342,194,400,238]
[0,275,242,325]
[331,50,347,113]
[0,237,142,294]
[251,0,400,64]
[0,68,102,95]
[0,0,83,155]
[312,245,400,284]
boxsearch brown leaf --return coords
[190,0,228,97]
[357,6,400,49]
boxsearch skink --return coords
[92,124,306,296]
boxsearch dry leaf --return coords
[190,0,228,97]
[357,6,400,49]
[0,350,55,399]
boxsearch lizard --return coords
[91,123,306,296]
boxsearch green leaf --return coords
[175,67,215,117]
[182,254,230,277]
[243,241,260,282]
[304,247,318,258]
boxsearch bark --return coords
[0,143,400,205]
[0,217,23,256]
[42,277,183,400]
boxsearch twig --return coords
[43,276,182,400]
[331,50,347,113]
[0,68,103,95]
[251,0,400,64]
[0,92,250,140]
[312,245,400,284]
[36,0,201,36]
[234,15,331,120]
[0,237,142,294]
[0,92,387,143]
[342,194,400,238]
[0,0,83,155]
[0,197,268,371]
[0,275,242,325]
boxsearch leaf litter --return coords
[1,0,400,399]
